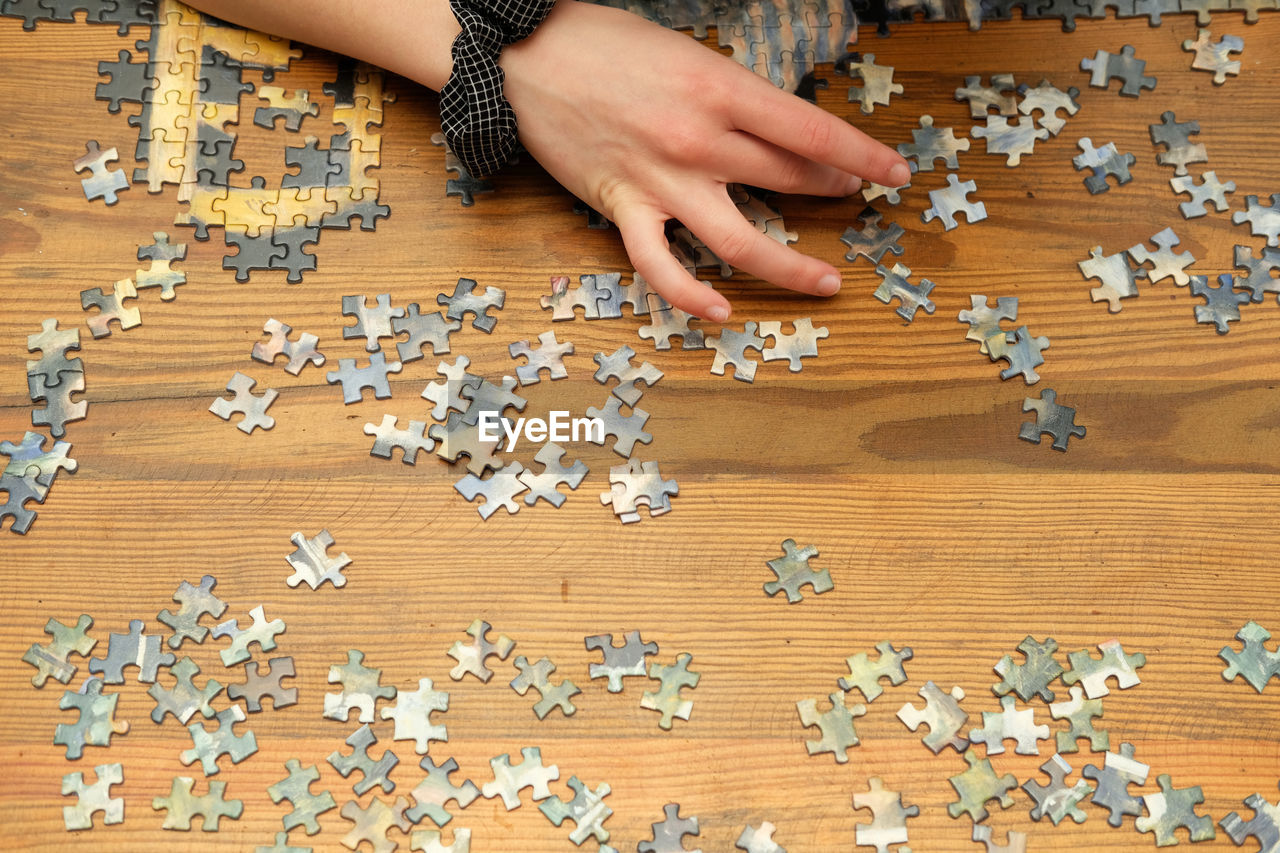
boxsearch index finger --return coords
[728,73,911,188]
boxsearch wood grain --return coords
[2,7,1279,852]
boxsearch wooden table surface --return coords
[2,3,1279,851]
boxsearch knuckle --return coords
[799,114,835,156]
[712,226,755,267]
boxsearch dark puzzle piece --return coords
[1020,389,1086,451]
[224,230,285,283]
[1190,273,1249,334]
[96,49,152,113]
[227,656,298,712]
[284,135,340,191]
[1080,45,1157,97]
[271,226,319,283]
[321,189,390,231]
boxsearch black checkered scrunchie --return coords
[440,0,557,178]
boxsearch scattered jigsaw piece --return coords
[1171,171,1235,218]
[252,319,325,374]
[1128,227,1194,285]
[152,776,243,831]
[1050,684,1108,753]
[340,796,412,853]
[958,295,1017,355]
[429,413,503,476]
[641,652,700,729]
[62,763,124,830]
[972,116,1049,167]
[593,345,663,407]
[1232,245,1280,303]
[897,681,968,753]
[181,705,258,775]
[148,655,224,724]
[438,278,504,332]
[736,821,785,853]
[972,824,1028,852]
[955,73,1017,117]
[1183,28,1243,84]
[1137,774,1216,846]
[863,178,910,206]
[157,574,226,650]
[74,140,129,204]
[600,459,678,523]
[326,352,404,404]
[1021,389,1086,451]
[843,53,903,114]
[268,759,337,835]
[1221,785,1280,852]
[380,677,449,753]
[852,776,918,853]
[1233,194,1280,247]
[227,656,297,712]
[758,319,828,372]
[324,649,397,723]
[1,470,49,535]
[840,207,905,265]
[705,322,767,383]
[455,462,529,519]
[254,85,318,130]
[459,375,527,427]
[432,131,494,206]
[511,655,581,719]
[540,775,613,845]
[585,398,653,456]
[394,304,461,362]
[407,756,481,826]
[1062,639,1146,698]
[1080,45,1157,96]
[638,293,705,351]
[764,538,832,603]
[286,529,352,589]
[28,372,87,439]
[328,723,400,795]
[1083,742,1149,827]
[448,619,515,682]
[1190,273,1250,334]
[948,750,1019,823]
[639,803,699,853]
[509,331,574,385]
[585,631,659,693]
[1220,620,1280,691]
[22,613,94,687]
[970,695,1051,755]
[55,677,129,759]
[88,618,175,683]
[539,273,623,321]
[342,293,404,353]
[838,641,912,702]
[365,415,435,465]
[897,115,970,171]
[209,371,278,434]
[874,262,936,321]
[134,231,187,300]
[1017,79,1080,136]
[1080,245,1142,313]
[81,278,140,338]
[1073,138,1137,194]
[922,174,987,229]
[1149,112,1208,177]
[518,442,587,507]
[482,747,560,810]
[422,356,482,421]
[211,604,286,666]
[25,319,83,385]
[797,691,866,763]
[1023,753,1094,825]
[993,635,1064,701]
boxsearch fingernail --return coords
[844,175,863,196]
[888,162,911,187]
[817,273,841,296]
[707,305,730,323]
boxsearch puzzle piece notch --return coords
[22,613,94,687]
[837,640,913,702]
[736,821,785,853]
[1137,774,1216,845]
[181,705,258,775]
[482,746,560,810]
[152,776,243,831]
[267,759,337,835]
[585,397,654,456]
[25,319,83,385]
[74,140,130,204]
[1232,245,1280,303]
[1049,684,1108,753]
[134,232,187,300]
[592,344,663,406]
[958,295,1018,355]
[342,293,405,353]
[394,304,460,362]
[842,53,903,114]
[326,352,404,404]
[209,371,278,433]
[211,604,286,666]
[328,723,400,796]
[1148,111,1208,177]
[898,115,970,171]
[797,691,866,763]
[509,330,575,385]
[638,292,706,351]
[764,538,833,603]
[340,796,413,853]
[448,619,515,682]
[897,681,968,753]
[1074,138,1137,194]
[429,413,503,477]
[324,648,398,723]
[55,677,130,759]
[81,279,140,338]
[1080,45,1157,96]
[852,776,918,853]
[28,371,87,439]
[1023,753,1094,825]
[923,174,987,229]
[585,631,659,692]
[455,462,529,519]
[641,652,700,729]
[972,115,1049,167]
[254,85,318,131]
[1080,246,1142,313]
[1,470,48,534]
[955,73,1017,117]
[62,763,124,830]
[1221,785,1280,852]
[1128,227,1195,285]
[1233,194,1280,247]
[227,656,297,712]
[1220,620,1280,691]
[874,262,937,322]
[252,319,325,375]
[1021,389,1086,451]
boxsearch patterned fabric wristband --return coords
[440,0,556,178]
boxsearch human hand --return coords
[500,0,911,322]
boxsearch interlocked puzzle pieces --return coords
[88,618,175,683]
[1149,111,1207,176]
[152,776,243,831]
[958,295,1018,355]
[600,459,678,522]
[157,574,226,649]
[1074,138,1137,194]
[212,604,286,666]
[55,677,130,759]
[148,655,223,724]
[540,776,613,845]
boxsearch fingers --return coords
[718,132,860,198]
[613,205,733,322]
[726,74,911,188]
[676,189,842,299]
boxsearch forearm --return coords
[182,0,461,90]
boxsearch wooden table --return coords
[2,3,1278,850]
